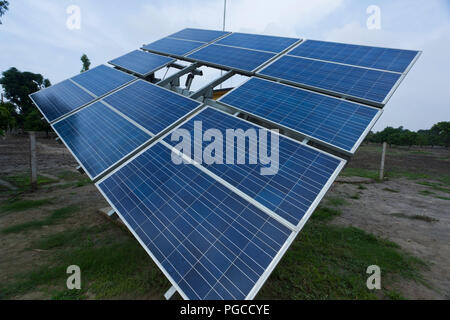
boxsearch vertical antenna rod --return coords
[220,0,227,89]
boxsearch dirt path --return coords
[328,178,449,299]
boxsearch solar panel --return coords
[71,65,136,97]
[97,142,292,300]
[29,79,95,122]
[258,55,401,105]
[219,77,381,153]
[52,101,151,179]
[142,37,205,57]
[103,80,202,135]
[164,107,345,228]
[187,44,276,73]
[109,50,175,77]
[169,28,229,42]
[216,32,300,53]
[289,40,420,73]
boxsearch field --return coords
[0,135,448,300]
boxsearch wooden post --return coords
[29,131,38,191]
[379,142,387,181]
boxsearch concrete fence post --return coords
[379,142,387,181]
[29,131,37,191]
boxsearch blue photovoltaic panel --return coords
[30,80,95,122]
[142,37,205,57]
[71,65,136,97]
[289,40,419,73]
[52,101,150,178]
[109,50,175,77]
[169,28,229,42]
[220,78,379,152]
[217,32,299,53]
[165,107,344,227]
[187,44,276,73]
[103,80,202,135]
[259,55,401,104]
[98,142,292,300]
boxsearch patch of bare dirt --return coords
[327,178,449,299]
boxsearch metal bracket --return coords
[189,70,235,100]
[157,62,202,88]
[107,208,117,217]
[76,165,85,175]
[164,286,177,300]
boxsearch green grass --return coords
[30,226,105,250]
[0,239,169,299]
[383,188,400,193]
[386,171,430,180]
[310,207,341,222]
[258,217,426,299]
[0,198,52,213]
[410,151,432,155]
[56,171,92,187]
[417,181,450,194]
[435,196,450,201]
[349,193,361,200]
[3,174,57,189]
[341,168,379,180]
[384,290,406,300]
[390,213,438,223]
[1,206,79,234]
[326,197,348,207]
[419,190,435,196]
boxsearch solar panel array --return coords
[164,107,345,228]
[30,28,419,300]
[97,142,293,300]
[187,44,277,73]
[52,101,151,179]
[30,65,136,122]
[216,32,299,53]
[288,39,419,73]
[258,55,402,105]
[109,50,175,77]
[142,28,230,58]
[103,80,202,135]
[219,77,380,153]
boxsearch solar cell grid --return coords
[164,107,345,227]
[52,101,151,179]
[187,44,276,73]
[216,32,299,53]
[103,80,202,135]
[169,28,230,42]
[71,64,136,97]
[259,55,401,105]
[142,37,206,57]
[219,77,380,152]
[109,50,175,77]
[97,142,292,300]
[289,40,419,73]
[30,79,95,122]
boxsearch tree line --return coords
[0,55,91,136]
[365,123,450,147]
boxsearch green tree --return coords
[0,1,9,24]
[430,122,450,147]
[24,109,50,135]
[0,102,15,135]
[80,54,91,73]
[0,67,51,129]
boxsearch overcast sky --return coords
[1,0,449,131]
